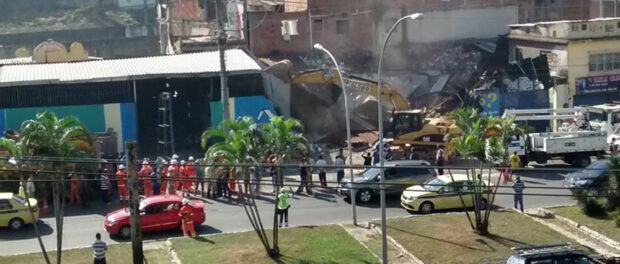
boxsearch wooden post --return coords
[126,141,143,264]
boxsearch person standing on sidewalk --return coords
[335,149,345,184]
[277,188,291,228]
[92,233,107,264]
[513,176,525,212]
[509,151,521,182]
[116,165,128,203]
[100,169,111,205]
[70,173,82,205]
[435,145,445,175]
[26,174,36,200]
[296,158,311,194]
[139,160,154,197]
[316,155,328,188]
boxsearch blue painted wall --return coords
[120,103,138,148]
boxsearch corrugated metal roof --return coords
[0,49,261,87]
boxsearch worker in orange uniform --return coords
[139,160,154,197]
[160,160,169,194]
[116,165,128,203]
[179,160,188,194]
[69,174,82,205]
[186,156,197,194]
[179,198,196,237]
[168,159,180,195]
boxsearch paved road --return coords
[0,164,577,255]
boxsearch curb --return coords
[166,239,182,264]
[539,208,620,251]
[338,224,382,263]
[370,223,425,264]
[518,208,618,256]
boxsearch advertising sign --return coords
[576,74,620,94]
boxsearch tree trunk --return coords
[24,183,50,264]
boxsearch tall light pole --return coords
[377,13,423,264]
[313,43,357,225]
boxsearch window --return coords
[0,200,12,210]
[164,203,180,212]
[606,24,615,32]
[571,24,580,31]
[144,204,164,215]
[552,30,557,37]
[206,0,217,20]
[313,19,323,32]
[617,21,620,28]
[336,20,349,35]
[589,52,620,72]
[581,24,587,31]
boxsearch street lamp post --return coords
[313,43,357,225]
[377,13,423,264]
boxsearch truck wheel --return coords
[575,155,591,167]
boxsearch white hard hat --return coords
[118,164,126,170]
[171,159,178,165]
[181,160,187,165]
[182,198,189,205]
[142,160,149,165]
[188,156,195,161]
[163,160,169,165]
[172,154,179,159]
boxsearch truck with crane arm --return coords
[503,108,608,167]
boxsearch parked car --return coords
[563,159,608,188]
[338,160,436,203]
[400,174,491,214]
[506,243,602,264]
[104,195,205,238]
[0,192,39,230]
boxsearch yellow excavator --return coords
[290,68,460,153]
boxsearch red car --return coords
[104,195,205,238]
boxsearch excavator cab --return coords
[390,111,425,137]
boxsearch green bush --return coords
[573,189,609,217]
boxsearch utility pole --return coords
[307,2,313,57]
[127,141,143,264]
[216,0,230,121]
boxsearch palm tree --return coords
[0,138,51,264]
[447,108,525,235]
[19,112,93,264]
[201,117,273,255]
[262,116,309,255]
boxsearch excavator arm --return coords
[292,68,411,111]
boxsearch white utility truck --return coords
[503,108,607,167]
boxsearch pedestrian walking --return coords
[362,152,372,166]
[335,149,345,184]
[277,188,291,228]
[435,145,445,175]
[116,165,128,203]
[269,155,279,192]
[316,155,328,188]
[26,174,36,199]
[612,138,618,154]
[92,233,107,264]
[509,151,521,182]
[296,159,311,194]
[179,198,197,238]
[100,169,111,205]
[513,176,525,212]
[167,159,180,195]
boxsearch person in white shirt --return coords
[335,148,346,184]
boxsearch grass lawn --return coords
[170,225,379,264]
[551,206,620,242]
[0,244,170,264]
[382,211,591,264]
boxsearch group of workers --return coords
[105,154,198,203]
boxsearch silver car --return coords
[338,160,436,203]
